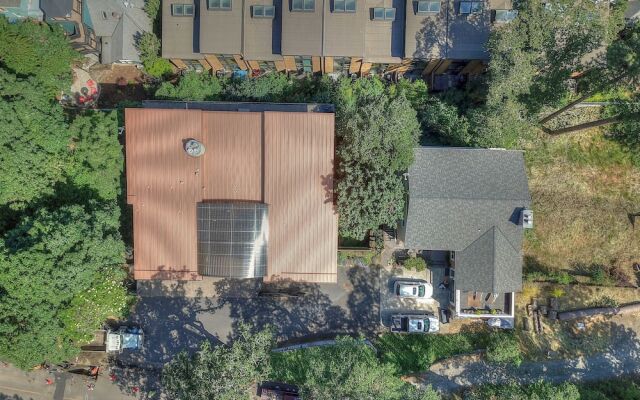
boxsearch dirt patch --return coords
[89,64,150,108]
[524,130,640,282]
[516,282,640,360]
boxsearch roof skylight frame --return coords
[333,0,356,13]
[252,4,275,18]
[372,7,396,20]
[292,0,315,11]
[208,0,232,10]
[417,0,441,14]
[172,3,194,16]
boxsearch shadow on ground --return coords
[110,265,381,397]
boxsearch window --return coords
[494,9,517,22]
[459,0,482,14]
[372,7,395,20]
[292,0,314,11]
[417,0,441,13]
[252,5,275,17]
[333,0,356,12]
[208,0,231,10]
[172,4,194,16]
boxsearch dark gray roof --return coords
[456,226,522,293]
[404,147,530,293]
[40,0,72,18]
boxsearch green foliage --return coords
[155,72,223,101]
[404,257,427,272]
[465,380,580,400]
[136,31,161,64]
[144,58,173,78]
[270,336,414,400]
[67,111,123,202]
[162,324,273,400]
[580,378,640,400]
[0,17,78,92]
[225,73,295,102]
[0,202,126,368]
[0,70,70,208]
[486,331,522,367]
[376,332,490,374]
[588,295,619,308]
[334,78,420,237]
[420,99,472,146]
[144,0,161,21]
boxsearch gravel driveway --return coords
[409,313,640,393]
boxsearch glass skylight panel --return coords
[208,0,231,9]
[495,9,517,22]
[183,4,194,14]
[304,0,315,10]
[384,7,396,20]
[418,0,441,13]
[373,7,385,19]
[470,1,483,13]
[293,0,314,10]
[345,0,356,11]
[172,4,184,15]
[459,1,472,13]
[253,5,275,17]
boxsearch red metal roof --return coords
[125,108,337,283]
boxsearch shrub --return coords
[136,31,160,63]
[550,287,565,298]
[555,271,573,285]
[590,266,613,286]
[404,257,427,272]
[588,295,619,308]
[486,332,522,367]
[144,57,173,79]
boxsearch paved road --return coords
[410,314,640,393]
[0,364,139,400]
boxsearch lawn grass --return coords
[375,331,490,374]
[524,130,640,282]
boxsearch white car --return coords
[391,314,440,334]
[394,280,433,299]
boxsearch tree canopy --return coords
[162,324,273,400]
[0,18,78,92]
[0,202,126,368]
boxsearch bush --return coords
[590,266,613,286]
[376,332,490,374]
[588,295,619,308]
[404,257,427,272]
[136,31,160,64]
[486,332,522,367]
[155,72,223,101]
[144,57,173,79]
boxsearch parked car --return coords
[106,326,144,353]
[390,314,440,334]
[394,280,433,299]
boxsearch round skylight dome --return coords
[184,139,205,157]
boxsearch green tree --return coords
[0,202,126,368]
[67,111,123,202]
[485,331,522,367]
[0,70,70,209]
[333,78,420,238]
[271,336,408,400]
[0,17,78,92]
[466,381,580,400]
[155,71,224,101]
[162,324,273,400]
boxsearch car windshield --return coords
[418,285,425,297]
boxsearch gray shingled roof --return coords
[40,0,72,18]
[404,147,530,293]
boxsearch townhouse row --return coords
[163,0,516,77]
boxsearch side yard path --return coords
[409,315,640,393]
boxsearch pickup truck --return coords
[390,314,439,334]
[81,327,144,353]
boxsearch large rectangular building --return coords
[161,0,516,77]
[125,103,338,282]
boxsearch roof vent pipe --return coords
[184,139,205,157]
